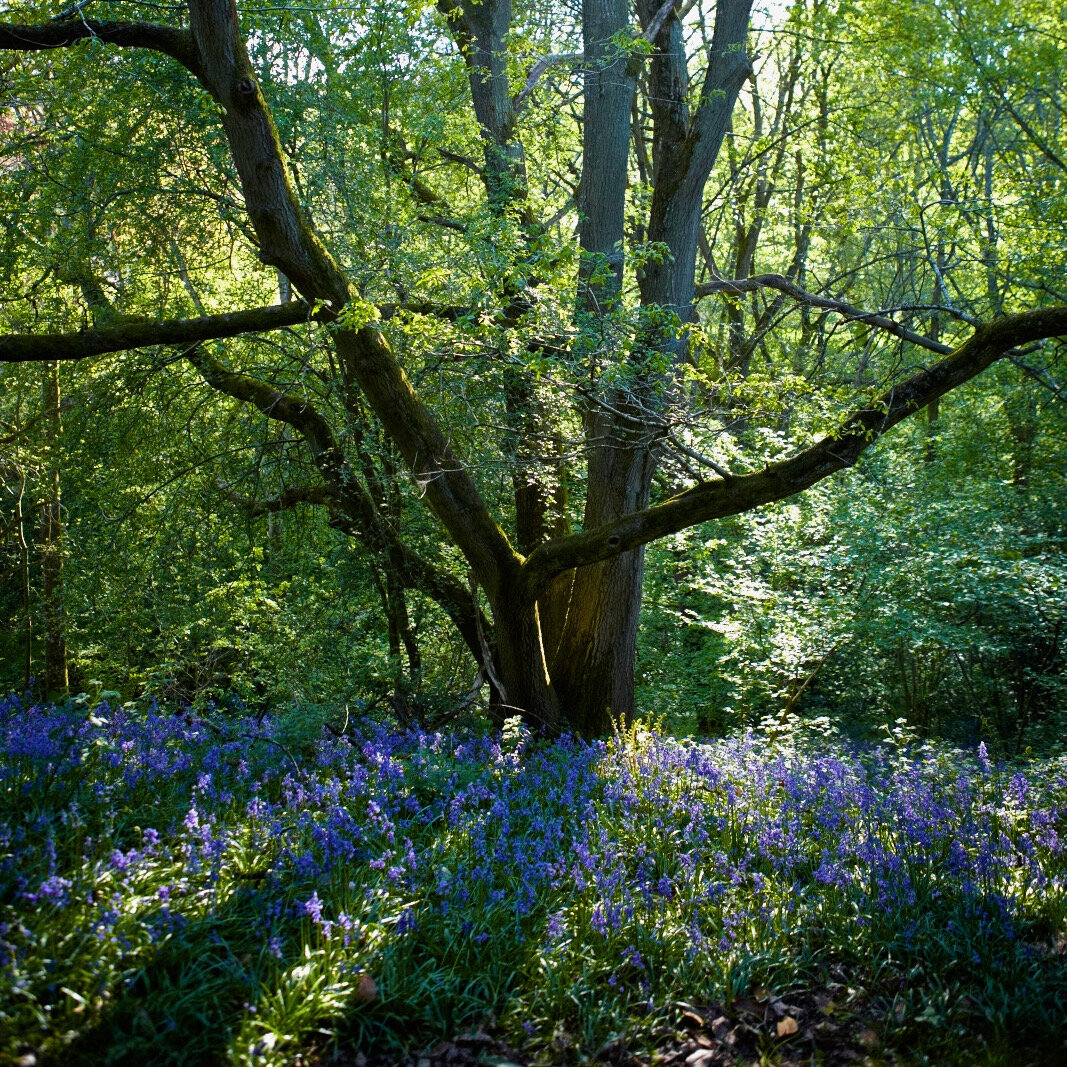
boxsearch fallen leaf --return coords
[732,996,763,1017]
[776,1016,799,1037]
[859,1028,880,1048]
[355,974,378,1003]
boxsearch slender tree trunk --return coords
[39,361,68,697]
[924,289,943,464]
[15,471,32,689]
[1007,393,1037,497]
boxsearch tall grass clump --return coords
[2,695,1066,1065]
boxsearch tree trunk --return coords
[1007,391,1037,497]
[546,434,655,734]
[534,0,754,735]
[578,0,633,311]
[14,470,32,689]
[39,361,68,697]
[487,586,561,731]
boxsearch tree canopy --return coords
[1,0,1065,737]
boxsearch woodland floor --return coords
[304,978,1050,1067]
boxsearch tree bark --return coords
[39,362,68,697]
[545,0,755,734]
[14,472,33,690]
[536,0,645,734]
[0,301,320,362]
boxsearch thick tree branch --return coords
[0,297,489,363]
[187,347,351,476]
[1,7,339,301]
[416,214,468,233]
[217,482,333,515]
[334,328,523,598]
[179,0,520,596]
[519,305,1067,597]
[0,19,203,76]
[436,147,484,176]
[0,302,319,363]
[643,0,678,47]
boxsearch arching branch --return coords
[0,302,320,363]
[188,349,492,667]
[696,273,956,355]
[0,19,203,76]
[216,482,333,516]
[519,305,1067,597]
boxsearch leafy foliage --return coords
[640,416,1066,748]
[0,0,1064,734]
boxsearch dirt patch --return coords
[306,982,896,1066]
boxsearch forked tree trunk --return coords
[529,0,754,735]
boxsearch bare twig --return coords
[513,53,580,113]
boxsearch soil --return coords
[305,980,903,1067]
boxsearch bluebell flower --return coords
[303,891,324,924]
